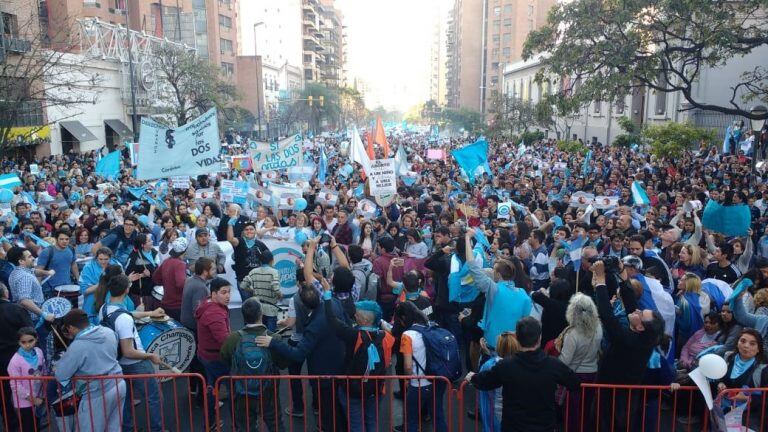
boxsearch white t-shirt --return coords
[401,329,430,387]
[100,304,145,366]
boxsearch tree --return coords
[154,44,238,126]
[486,93,539,139]
[642,122,716,159]
[442,107,485,135]
[0,11,101,151]
[338,86,368,129]
[612,116,642,148]
[523,0,768,121]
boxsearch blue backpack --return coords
[409,323,461,382]
[231,330,275,396]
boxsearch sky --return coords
[335,0,451,112]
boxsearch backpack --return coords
[352,267,379,301]
[409,323,461,382]
[100,306,133,360]
[231,330,275,396]
[346,331,386,398]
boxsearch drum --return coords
[152,286,164,302]
[138,318,196,376]
[41,297,72,319]
[54,284,81,310]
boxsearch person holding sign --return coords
[227,219,269,301]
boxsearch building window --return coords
[503,4,513,14]
[220,38,233,53]
[221,62,234,76]
[491,48,499,57]
[502,47,511,58]
[492,34,500,43]
[615,100,625,114]
[528,5,534,16]
[503,18,511,28]
[1,13,19,36]
[655,71,668,115]
[528,19,534,31]
[502,32,511,44]
[304,54,312,63]
[493,6,501,16]
[218,14,232,30]
[593,100,601,114]
[493,19,500,29]
[491,76,498,86]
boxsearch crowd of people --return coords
[0,125,767,431]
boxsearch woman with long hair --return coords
[357,221,377,259]
[675,273,711,353]
[124,233,159,310]
[672,244,706,280]
[560,293,603,432]
[716,303,744,356]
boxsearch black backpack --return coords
[100,306,134,360]
[346,331,386,398]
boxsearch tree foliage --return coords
[523,0,768,120]
[442,107,485,134]
[154,44,238,126]
[612,116,642,147]
[487,93,549,139]
[642,122,716,159]
[557,140,589,155]
[0,13,101,150]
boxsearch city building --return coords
[502,45,768,145]
[428,0,451,105]
[318,0,345,87]
[481,0,554,112]
[445,0,483,111]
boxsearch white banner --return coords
[170,176,190,189]
[136,108,222,180]
[368,158,397,196]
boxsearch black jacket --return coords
[0,299,34,371]
[595,281,658,384]
[471,349,579,432]
[424,249,453,314]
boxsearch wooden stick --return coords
[51,327,68,349]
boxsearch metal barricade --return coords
[215,374,453,432]
[0,373,207,432]
[714,387,768,432]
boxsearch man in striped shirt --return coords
[240,250,282,331]
[529,229,550,290]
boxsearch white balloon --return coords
[698,354,728,380]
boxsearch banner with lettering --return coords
[136,109,222,180]
[368,158,397,196]
[249,135,303,171]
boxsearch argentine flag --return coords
[568,235,586,268]
[631,181,650,206]
[636,274,676,337]
[0,174,22,190]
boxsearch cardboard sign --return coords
[170,176,190,189]
[249,135,303,171]
[368,158,397,196]
[220,180,248,205]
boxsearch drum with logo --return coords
[41,297,72,319]
[54,284,81,310]
[137,318,196,378]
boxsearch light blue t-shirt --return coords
[37,246,76,291]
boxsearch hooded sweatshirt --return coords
[470,349,579,432]
[195,298,230,362]
[54,326,122,394]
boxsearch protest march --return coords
[1,108,768,432]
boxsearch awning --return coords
[59,121,98,142]
[104,119,133,137]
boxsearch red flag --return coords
[374,116,390,157]
[366,130,375,160]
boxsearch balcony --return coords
[1,35,32,54]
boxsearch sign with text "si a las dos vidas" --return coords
[136,108,222,180]
[249,134,303,171]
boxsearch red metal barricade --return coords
[215,374,453,432]
[0,373,207,432]
[713,387,768,432]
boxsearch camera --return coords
[319,233,332,245]
[587,255,621,274]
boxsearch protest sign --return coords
[368,158,397,196]
[593,195,619,210]
[29,164,39,176]
[129,143,139,166]
[170,176,190,189]
[195,188,216,202]
[136,108,222,180]
[426,149,445,160]
[220,180,248,205]
[279,194,300,210]
[317,189,339,205]
[249,135,303,171]
[249,187,272,206]
[570,192,595,208]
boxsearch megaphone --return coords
[689,353,728,409]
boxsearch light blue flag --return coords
[568,235,586,269]
[136,108,221,180]
[353,184,365,199]
[631,181,650,206]
[20,192,38,211]
[95,150,121,180]
[395,146,409,176]
[702,200,752,237]
[318,147,328,183]
[451,138,489,184]
[474,229,492,251]
[0,174,22,189]
[27,233,51,248]
[582,150,592,177]
[127,186,148,199]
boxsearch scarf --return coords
[244,238,256,249]
[731,354,756,379]
[17,347,38,369]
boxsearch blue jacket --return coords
[269,296,349,375]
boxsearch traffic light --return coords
[319,95,324,107]
[307,96,313,106]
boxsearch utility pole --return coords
[254,22,265,139]
[125,4,139,143]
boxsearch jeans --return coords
[405,382,447,432]
[287,358,305,412]
[337,388,378,432]
[263,315,277,332]
[121,359,162,432]
[198,356,230,423]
